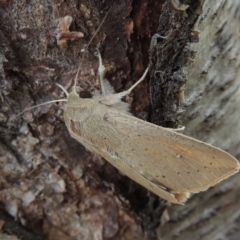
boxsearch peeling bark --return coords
[159,1,240,239]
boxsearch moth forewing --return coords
[64,93,240,203]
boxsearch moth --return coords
[19,50,240,204]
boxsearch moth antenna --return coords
[56,83,69,97]
[15,99,67,118]
[16,73,71,118]
[73,7,111,94]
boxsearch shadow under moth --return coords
[19,50,240,204]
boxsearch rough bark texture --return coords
[0,0,239,240]
[149,0,203,128]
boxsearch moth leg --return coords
[96,49,107,96]
[168,126,185,131]
[119,67,149,97]
[99,67,149,105]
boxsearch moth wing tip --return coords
[236,161,240,170]
[166,192,190,204]
[174,192,190,204]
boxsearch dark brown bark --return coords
[0,0,239,240]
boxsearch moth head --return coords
[56,83,90,101]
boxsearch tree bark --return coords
[0,0,239,240]
[159,1,240,239]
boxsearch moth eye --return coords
[79,91,92,98]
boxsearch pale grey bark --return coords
[159,1,240,239]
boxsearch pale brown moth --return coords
[18,48,240,204]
